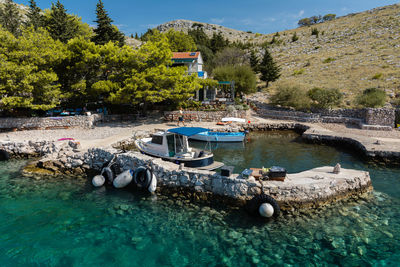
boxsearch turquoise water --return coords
[1,131,400,266]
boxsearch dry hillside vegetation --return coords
[158,5,400,106]
[262,4,400,106]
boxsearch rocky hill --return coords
[157,4,400,106]
[156,19,255,41]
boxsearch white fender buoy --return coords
[92,175,105,187]
[259,203,274,218]
[148,173,157,193]
[113,169,134,188]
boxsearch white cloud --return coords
[298,10,305,17]
[115,24,127,29]
[210,18,225,24]
[240,18,254,25]
[263,17,276,22]
[141,23,158,29]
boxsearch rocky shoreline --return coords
[2,120,396,213]
[4,127,373,214]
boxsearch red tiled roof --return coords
[172,52,200,59]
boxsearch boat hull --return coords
[134,140,216,168]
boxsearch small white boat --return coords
[189,131,246,142]
[134,127,224,170]
[221,117,246,123]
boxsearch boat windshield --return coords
[166,134,186,156]
[151,135,163,145]
[176,134,185,154]
[166,134,175,157]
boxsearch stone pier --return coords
[0,121,381,212]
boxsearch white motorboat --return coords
[189,131,246,142]
[134,127,224,170]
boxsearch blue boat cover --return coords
[168,127,209,136]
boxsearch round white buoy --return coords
[92,175,105,187]
[259,203,274,218]
[148,173,157,193]
[113,169,133,188]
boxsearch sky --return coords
[15,0,400,35]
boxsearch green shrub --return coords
[311,28,319,37]
[307,87,342,109]
[372,73,383,80]
[323,57,335,63]
[270,85,311,110]
[235,104,244,110]
[356,88,387,108]
[291,32,299,42]
[293,69,305,76]
[180,100,202,110]
[226,105,236,112]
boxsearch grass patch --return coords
[293,69,305,76]
[371,73,383,80]
[323,57,335,63]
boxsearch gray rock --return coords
[333,163,341,174]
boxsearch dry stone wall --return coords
[0,114,103,130]
[251,101,395,128]
[164,110,249,122]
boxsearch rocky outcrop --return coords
[156,19,253,42]
[0,140,80,159]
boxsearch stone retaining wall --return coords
[0,114,103,130]
[164,110,249,122]
[251,101,395,128]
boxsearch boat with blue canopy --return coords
[134,127,224,170]
[189,131,246,142]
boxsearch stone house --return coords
[171,52,217,102]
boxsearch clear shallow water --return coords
[1,131,400,266]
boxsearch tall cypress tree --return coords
[92,0,125,46]
[0,0,21,35]
[259,47,281,87]
[46,0,77,43]
[25,0,44,29]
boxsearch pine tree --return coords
[46,1,78,43]
[210,32,228,53]
[92,0,125,46]
[0,0,21,35]
[249,50,259,73]
[259,48,281,87]
[25,0,44,29]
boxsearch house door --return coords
[199,89,204,101]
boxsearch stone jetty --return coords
[4,126,373,212]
